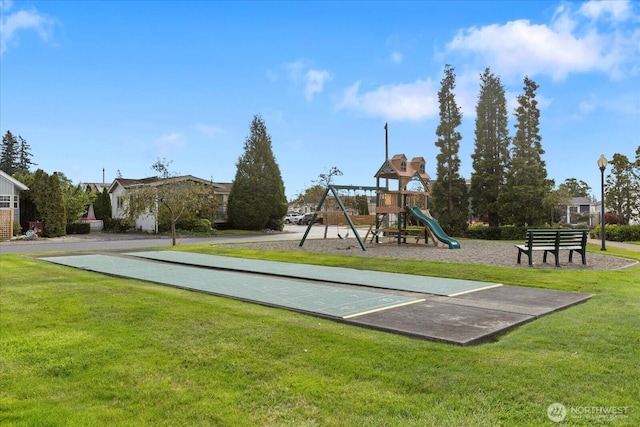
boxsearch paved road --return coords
[0,224,337,254]
[2,225,637,254]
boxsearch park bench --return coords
[516,229,588,267]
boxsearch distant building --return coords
[0,170,28,239]
[108,176,231,232]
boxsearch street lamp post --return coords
[597,154,607,251]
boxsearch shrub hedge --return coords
[464,224,586,241]
[66,222,91,235]
[591,224,640,242]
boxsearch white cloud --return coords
[155,132,185,157]
[0,2,55,56]
[303,69,332,101]
[444,1,639,81]
[285,59,332,101]
[579,0,632,22]
[195,123,223,138]
[336,79,438,121]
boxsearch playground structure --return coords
[371,154,459,249]
[299,184,386,251]
[299,153,461,251]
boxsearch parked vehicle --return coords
[299,213,323,225]
[285,213,304,224]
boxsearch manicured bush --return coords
[465,224,502,240]
[497,225,528,241]
[66,222,91,235]
[464,224,587,241]
[593,224,640,242]
[104,218,131,232]
[192,218,212,232]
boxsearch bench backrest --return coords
[525,229,588,248]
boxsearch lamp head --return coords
[597,154,608,170]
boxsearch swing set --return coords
[298,184,386,251]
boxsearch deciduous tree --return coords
[124,159,218,245]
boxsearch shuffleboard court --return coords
[40,254,423,319]
[126,251,501,296]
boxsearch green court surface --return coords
[126,251,501,296]
[39,253,592,345]
[40,254,423,319]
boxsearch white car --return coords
[285,213,304,224]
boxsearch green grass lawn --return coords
[1,244,639,426]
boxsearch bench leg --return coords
[544,250,560,266]
[517,249,533,265]
[569,250,574,263]
[578,250,586,265]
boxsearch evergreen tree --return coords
[94,188,113,220]
[469,68,510,227]
[498,76,551,226]
[17,135,36,173]
[227,115,288,230]
[558,178,592,198]
[30,169,66,237]
[431,64,468,235]
[1,130,18,174]
[605,152,640,225]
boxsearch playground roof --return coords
[374,154,430,188]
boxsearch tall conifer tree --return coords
[432,64,468,234]
[499,76,551,226]
[470,68,510,227]
[227,115,288,230]
[17,135,36,173]
[0,130,18,174]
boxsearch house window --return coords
[0,195,10,208]
[13,195,18,208]
[400,161,407,172]
[117,196,125,209]
[420,163,425,173]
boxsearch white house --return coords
[0,170,28,239]
[108,176,231,232]
[565,197,595,226]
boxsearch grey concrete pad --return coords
[346,298,535,345]
[347,285,592,344]
[451,285,592,317]
[126,251,501,296]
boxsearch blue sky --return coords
[1,0,639,200]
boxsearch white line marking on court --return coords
[447,283,503,297]
[342,298,426,319]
